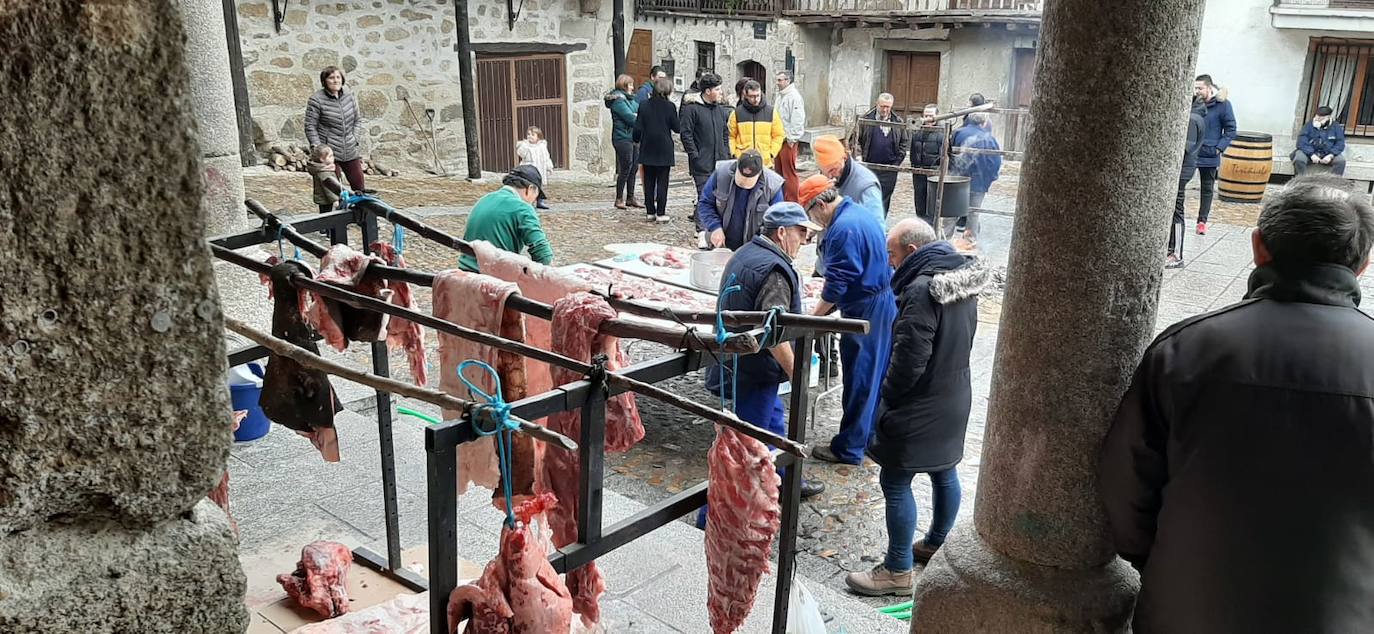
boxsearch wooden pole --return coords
[213,245,807,456]
[223,317,578,452]
[454,0,482,180]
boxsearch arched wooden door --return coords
[737,60,767,94]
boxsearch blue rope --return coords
[274,225,286,260]
[715,273,742,414]
[339,189,405,256]
[393,224,406,255]
[458,359,518,528]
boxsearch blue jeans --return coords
[879,466,961,572]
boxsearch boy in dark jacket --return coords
[680,72,732,231]
[1293,105,1347,176]
[1193,74,1237,234]
[1169,97,1208,266]
[635,65,666,105]
[909,104,946,223]
[1102,175,1374,634]
[845,217,987,597]
[858,93,910,218]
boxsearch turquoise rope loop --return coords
[715,273,742,414]
[458,359,518,527]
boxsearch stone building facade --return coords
[234,0,615,174]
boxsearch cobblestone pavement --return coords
[237,164,1291,613]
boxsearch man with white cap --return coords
[697,148,785,250]
[702,201,828,521]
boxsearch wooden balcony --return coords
[782,0,1042,27]
[635,0,781,19]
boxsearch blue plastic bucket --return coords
[230,363,271,442]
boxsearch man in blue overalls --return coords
[698,202,827,528]
[798,174,897,465]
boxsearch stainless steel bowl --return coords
[689,249,733,291]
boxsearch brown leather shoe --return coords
[615,198,627,210]
[626,198,644,208]
[913,539,941,564]
[845,564,913,597]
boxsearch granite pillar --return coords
[909,1,1206,631]
[178,0,249,236]
[0,1,247,630]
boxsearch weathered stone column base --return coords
[910,525,1139,633]
[0,500,247,633]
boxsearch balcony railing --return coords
[783,0,1042,12]
[636,0,781,16]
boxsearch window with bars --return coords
[696,41,715,76]
[1307,39,1374,137]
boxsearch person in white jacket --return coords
[773,70,806,203]
[516,126,554,209]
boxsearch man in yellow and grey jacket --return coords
[729,79,786,167]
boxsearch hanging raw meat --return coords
[536,292,644,627]
[305,244,392,351]
[704,427,781,634]
[447,493,573,634]
[261,260,344,462]
[207,410,248,536]
[433,270,536,499]
[277,541,354,619]
[368,241,428,386]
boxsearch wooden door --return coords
[886,51,940,117]
[475,54,569,173]
[738,60,767,89]
[1012,48,1037,108]
[628,29,653,84]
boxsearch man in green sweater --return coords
[458,165,554,272]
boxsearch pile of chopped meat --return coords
[704,426,781,634]
[369,242,427,386]
[639,247,691,269]
[536,293,644,627]
[278,541,354,619]
[447,493,573,634]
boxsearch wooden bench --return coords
[1272,155,1374,194]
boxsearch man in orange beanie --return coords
[812,135,885,223]
[798,174,897,466]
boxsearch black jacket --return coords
[633,95,680,167]
[679,93,731,176]
[867,244,986,472]
[858,108,910,166]
[1181,100,1206,173]
[909,125,946,169]
[1100,263,1374,634]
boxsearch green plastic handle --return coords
[878,600,913,614]
[397,406,442,425]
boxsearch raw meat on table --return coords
[260,260,344,462]
[305,244,392,351]
[639,247,691,269]
[289,591,429,633]
[448,493,573,634]
[278,541,354,619]
[704,426,781,634]
[369,241,428,386]
[433,270,534,498]
[536,292,644,627]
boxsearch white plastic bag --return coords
[788,579,827,634]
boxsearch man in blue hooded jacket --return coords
[1293,105,1347,177]
[1194,74,1237,235]
[799,175,898,465]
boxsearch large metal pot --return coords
[690,249,733,291]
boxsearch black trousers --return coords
[1169,168,1194,255]
[876,169,898,219]
[913,174,931,224]
[642,165,671,218]
[1197,166,1218,224]
[614,140,638,201]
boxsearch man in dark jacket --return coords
[1168,96,1208,267]
[635,66,666,105]
[1100,175,1374,633]
[909,104,945,223]
[845,217,986,596]
[950,113,1001,243]
[1293,105,1347,176]
[680,72,732,232]
[697,150,785,249]
[859,93,910,218]
[1194,74,1237,235]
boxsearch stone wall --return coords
[235,0,614,174]
[633,14,807,100]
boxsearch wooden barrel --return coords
[1218,132,1274,204]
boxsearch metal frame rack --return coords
[209,194,864,634]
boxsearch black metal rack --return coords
[211,203,841,634]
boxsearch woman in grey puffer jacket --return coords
[304,66,366,191]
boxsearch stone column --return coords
[178,0,249,236]
[910,1,1205,631]
[0,2,247,630]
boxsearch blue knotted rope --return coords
[715,273,742,414]
[458,359,518,528]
